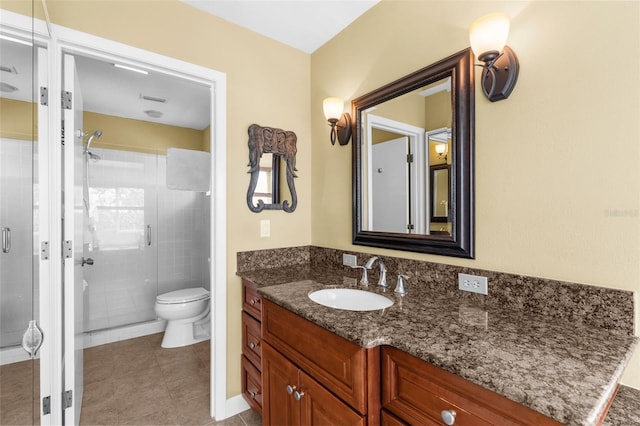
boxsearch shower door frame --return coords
[0,9,58,425]
[48,24,229,421]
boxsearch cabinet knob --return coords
[294,390,305,401]
[286,385,296,395]
[249,341,259,349]
[441,409,456,425]
[250,298,260,306]
[249,391,257,398]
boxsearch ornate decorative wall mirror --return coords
[246,123,298,213]
[352,48,475,258]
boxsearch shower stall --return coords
[82,145,211,342]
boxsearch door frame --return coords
[1,8,231,421]
[48,23,229,420]
[365,114,426,234]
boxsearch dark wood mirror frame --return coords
[352,48,475,258]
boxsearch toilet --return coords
[155,287,210,348]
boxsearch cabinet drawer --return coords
[241,355,262,413]
[381,409,408,426]
[242,279,262,319]
[262,300,367,414]
[242,311,262,368]
[381,346,561,426]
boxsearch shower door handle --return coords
[146,225,151,246]
[2,227,10,253]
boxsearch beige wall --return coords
[3,0,311,397]
[311,1,639,388]
[0,98,36,140]
[83,112,205,154]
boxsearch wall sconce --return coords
[434,143,448,160]
[469,12,519,102]
[322,97,352,146]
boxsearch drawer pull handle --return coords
[441,409,456,425]
[249,298,260,306]
[286,385,296,395]
[250,391,257,398]
[294,390,305,401]
[249,341,259,349]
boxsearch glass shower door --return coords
[0,31,43,425]
[84,148,158,331]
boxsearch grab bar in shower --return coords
[146,224,151,246]
[2,227,10,253]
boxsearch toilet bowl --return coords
[155,287,210,348]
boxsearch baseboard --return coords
[223,394,250,419]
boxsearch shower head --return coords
[85,130,103,150]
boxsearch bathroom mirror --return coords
[247,123,298,213]
[352,48,475,258]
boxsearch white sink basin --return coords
[308,288,393,311]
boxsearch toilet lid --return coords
[156,287,210,304]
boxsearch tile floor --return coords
[0,333,261,425]
[80,333,260,426]
[0,358,40,425]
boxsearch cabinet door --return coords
[263,342,300,425]
[299,371,365,426]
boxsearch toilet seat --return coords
[156,287,209,304]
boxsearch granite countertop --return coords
[238,265,638,426]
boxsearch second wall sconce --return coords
[469,12,519,102]
[434,143,448,160]
[323,97,352,146]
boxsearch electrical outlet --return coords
[342,254,357,267]
[458,273,488,295]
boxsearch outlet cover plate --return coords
[458,273,488,295]
[342,254,357,267]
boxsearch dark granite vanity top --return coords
[238,265,638,426]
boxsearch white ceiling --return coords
[181,0,380,54]
[1,1,377,131]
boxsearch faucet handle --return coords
[394,274,408,295]
[351,265,369,286]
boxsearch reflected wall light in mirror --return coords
[469,12,519,102]
[323,97,352,146]
[434,143,447,160]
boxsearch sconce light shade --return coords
[434,143,447,155]
[323,97,344,121]
[323,97,352,146]
[469,13,519,102]
[469,13,510,61]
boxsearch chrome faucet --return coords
[351,265,370,286]
[364,256,388,288]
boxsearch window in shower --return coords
[90,186,144,250]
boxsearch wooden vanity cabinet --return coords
[263,342,365,425]
[381,346,563,426]
[241,279,263,413]
[262,299,380,425]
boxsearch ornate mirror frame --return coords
[247,123,298,213]
[352,48,475,258]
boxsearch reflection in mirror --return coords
[353,48,474,258]
[251,153,280,206]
